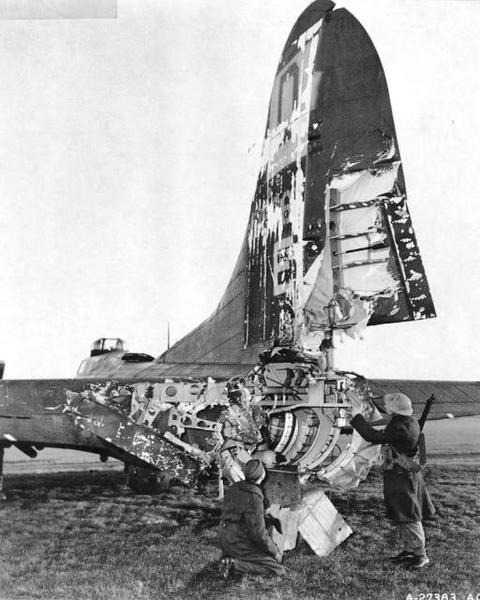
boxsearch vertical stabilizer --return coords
[160,1,435,366]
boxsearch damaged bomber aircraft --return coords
[0,0,477,556]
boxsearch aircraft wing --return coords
[369,379,480,419]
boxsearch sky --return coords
[0,0,479,380]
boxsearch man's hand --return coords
[345,389,364,418]
[274,549,283,563]
[265,515,283,534]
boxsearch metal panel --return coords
[304,9,435,326]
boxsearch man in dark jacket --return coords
[349,392,434,569]
[218,459,284,577]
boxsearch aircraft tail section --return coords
[160,1,435,366]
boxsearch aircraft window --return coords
[278,64,299,124]
[103,340,116,351]
[90,337,126,355]
[104,338,125,352]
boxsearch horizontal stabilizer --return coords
[369,379,480,419]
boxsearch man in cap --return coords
[349,392,434,569]
[218,458,284,578]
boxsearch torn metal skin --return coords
[64,379,228,485]
[63,363,380,496]
[244,5,435,358]
[62,359,382,560]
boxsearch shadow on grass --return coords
[183,558,289,600]
[182,559,245,600]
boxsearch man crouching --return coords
[218,459,284,578]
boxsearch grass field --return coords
[0,464,479,600]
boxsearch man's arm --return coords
[351,414,388,444]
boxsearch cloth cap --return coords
[243,459,265,483]
[384,393,413,416]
